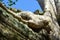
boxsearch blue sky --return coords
[3,0,42,12]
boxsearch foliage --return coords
[0,0,18,6]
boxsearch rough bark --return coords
[44,0,60,40]
[0,7,46,40]
[37,0,60,40]
[0,2,50,40]
[54,0,60,25]
[0,0,60,40]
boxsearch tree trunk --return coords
[44,0,60,40]
[0,0,60,40]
